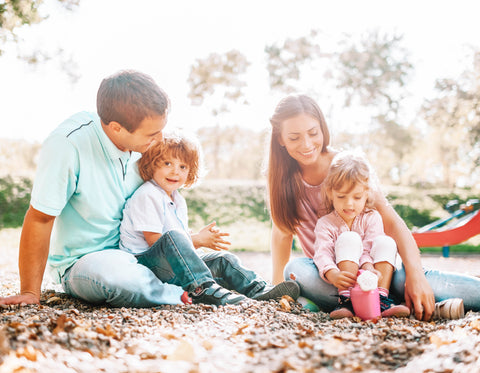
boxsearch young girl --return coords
[313,150,410,319]
[120,131,299,306]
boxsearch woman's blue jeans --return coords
[285,257,480,312]
[62,230,267,307]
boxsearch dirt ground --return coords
[1,228,480,372]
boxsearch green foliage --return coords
[392,204,438,230]
[0,176,31,228]
[428,193,464,209]
[182,182,270,228]
[420,244,480,254]
[184,182,476,234]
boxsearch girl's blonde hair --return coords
[267,94,330,234]
[322,150,377,214]
[138,131,202,188]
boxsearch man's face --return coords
[116,114,167,153]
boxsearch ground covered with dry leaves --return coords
[2,292,480,372]
[2,229,480,372]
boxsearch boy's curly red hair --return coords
[138,132,201,188]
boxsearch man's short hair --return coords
[97,70,170,133]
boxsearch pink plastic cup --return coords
[350,283,381,321]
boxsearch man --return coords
[0,70,188,307]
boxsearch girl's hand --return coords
[195,221,231,251]
[360,264,383,283]
[326,269,357,290]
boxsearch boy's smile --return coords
[152,156,190,198]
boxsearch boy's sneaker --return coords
[330,295,355,319]
[380,294,410,318]
[433,298,465,320]
[252,280,300,301]
[190,283,246,306]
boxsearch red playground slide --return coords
[412,210,480,248]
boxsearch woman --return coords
[266,93,480,321]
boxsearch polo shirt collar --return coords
[93,117,131,161]
[149,180,179,203]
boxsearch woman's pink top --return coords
[295,180,327,258]
[313,209,384,282]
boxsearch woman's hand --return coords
[404,271,435,320]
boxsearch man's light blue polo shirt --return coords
[31,111,143,283]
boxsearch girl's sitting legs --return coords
[371,235,410,317]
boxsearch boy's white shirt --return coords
[119,180,189,255]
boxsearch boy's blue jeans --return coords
[136,230,267,296]
[285,257,480,312]
[61,230,266,307]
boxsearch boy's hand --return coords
[326,269,357,290]
[196,221,231,251]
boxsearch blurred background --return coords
[1,0,479,252]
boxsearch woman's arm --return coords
[271,223,294,284]
[375,195,435,320]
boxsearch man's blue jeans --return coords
[285,257,480,312]
[137,230,267,297]
[61,230,267,307]
[61,248,184,307]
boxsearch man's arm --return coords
[0,206,55,305]
[375,196,435,320]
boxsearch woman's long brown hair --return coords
[267,94,330,234]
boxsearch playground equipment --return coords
[412,199,480,257]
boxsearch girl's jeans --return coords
[286,257,480,312]
[62,230,266,307]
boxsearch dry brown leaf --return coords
[298,340,313,348]
[429,334,457,347]
[233,324,249,336]
[166,340,195,362]
[95,324,118,339]
[334,333,359,342]
[15,345,39,361]
[323,339,348,357]
[279,298,292,312]
[53,314,68,334]
[470,319,480,331]
[45,296,62,305]
[162,333,178,340]
[267,339,287,348]
[0,328,10,355]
